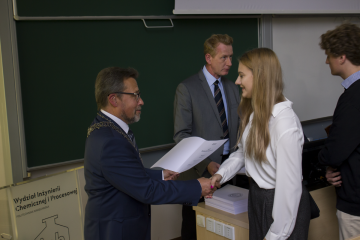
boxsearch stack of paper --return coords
[205,184,249,215]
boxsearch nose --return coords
[226,57,232,66]
[138,96,144,106]
[325,58,329,64]
[235,76,241,85]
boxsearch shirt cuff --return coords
[162,170,164,180]
[265,230,288,240]
[215,169,226,184]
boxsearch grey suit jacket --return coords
[174,70,240,181]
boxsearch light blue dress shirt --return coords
[202,66,230,155]
[342,70,360,89]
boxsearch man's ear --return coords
[108,94,118,107]
[339,54,347,65]
[205,53,212,65]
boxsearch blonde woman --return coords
[209,48,311,240]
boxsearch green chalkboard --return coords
[16,18,258,168]
[16,0,174,16]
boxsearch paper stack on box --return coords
[205,184,249,215]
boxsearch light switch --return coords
[196,215,205,227]
[215,221,224,236]
[206,218,215,233]
[224,224,235,240]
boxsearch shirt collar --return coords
[341,70,360,89]
[202,65,222,86]
[271,98,293,117]
[100,109,129,134]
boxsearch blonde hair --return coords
[204,34,233,57]
[237,48,285,163]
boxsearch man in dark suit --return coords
[174,34,246,240]
[318,23,360,240]
[84,67,217,240]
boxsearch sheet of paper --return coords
[151,137,228,173]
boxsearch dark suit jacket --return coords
[84,112,201,240]
[174,70,240,180]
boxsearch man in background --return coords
[174,34,247,240]
[318,23,360,240]
[84,67,217,240]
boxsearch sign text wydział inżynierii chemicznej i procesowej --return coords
[13,186,78,213]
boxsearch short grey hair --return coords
[95,67,139,110]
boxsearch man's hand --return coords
[163,170,180,181]
[205,174,223,199]
[326,166,342,187]
[197,177,219,197]
[207,161,220,176]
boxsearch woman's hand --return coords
[204,174,222,199]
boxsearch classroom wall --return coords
[0,35,13,188]
[0,41,14,237]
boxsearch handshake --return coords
[197,177,221,198]
[163,169,223,198]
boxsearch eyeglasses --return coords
[109,91,141,102]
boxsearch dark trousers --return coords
[181,154,249,240]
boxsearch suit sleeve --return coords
[145,168,162,180]
[174,83,212,176]
[101,138,201,205]
[318,101,360,167]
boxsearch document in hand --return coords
[151,136,228,173]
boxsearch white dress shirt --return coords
[216,99,304,240]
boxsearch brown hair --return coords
[320,23,360,66]
[204,34,233,57]
[95,67,138,110]
[237,48,285,163]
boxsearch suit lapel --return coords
[198,70,222,128]
[96,112,143,163]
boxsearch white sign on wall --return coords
[9,171,83,240]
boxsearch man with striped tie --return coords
[174,34,246,240]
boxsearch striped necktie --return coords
[128,129,142,163]
[214,80,229,139]
[128,129,137,147]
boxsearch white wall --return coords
[174,0,360,14]
[273,17,346,121]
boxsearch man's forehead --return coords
[124,77,139,91]
[215,43,233,55]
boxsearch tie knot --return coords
[214,80,220,86]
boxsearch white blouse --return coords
[216,99,304,240]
